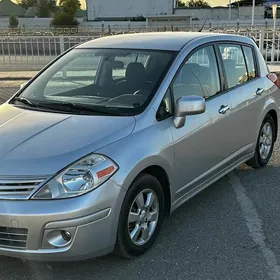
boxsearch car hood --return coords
[0,104,135,176]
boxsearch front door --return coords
[170,45,234,200]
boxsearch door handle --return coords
[256,88,264,95]
[219,105,230,114]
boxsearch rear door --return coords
[217,43,266,155]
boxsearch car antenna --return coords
[198,20,207,32]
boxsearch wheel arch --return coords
[120,160,173,216]
[262,98,279,142]
[139,165,172,216]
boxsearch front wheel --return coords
[247,115,276,168]
[115,174,165,258]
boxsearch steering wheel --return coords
[133,89,150,96]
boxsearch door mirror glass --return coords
[174,96,206,128]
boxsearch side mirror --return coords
[174,95,206,129]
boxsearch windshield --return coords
[15,48,176,116]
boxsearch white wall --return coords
[239,6,264,20]
[86,0,173,20]
[0,17,86,29]
[175,6,264,21]
[175,8,211,19]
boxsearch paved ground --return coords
[2,82,280,280]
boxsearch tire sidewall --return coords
[116,174,165,257]
[255,115,275,167]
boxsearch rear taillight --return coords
[267,73,280,88]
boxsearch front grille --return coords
[0,227,28,249]
[0,177,46,199]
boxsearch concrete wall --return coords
[175,6,264,21]
[0,17,87,29]
[147,16,191,27]
[239,6,264,20]
[86,0,173,20]
[175,8,211,19]
[0,17,147,29]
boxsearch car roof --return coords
[76,32,252,51]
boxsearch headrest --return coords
[126,62,147,83]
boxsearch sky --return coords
[208,0,228,6]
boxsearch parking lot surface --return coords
[1,81,280,280]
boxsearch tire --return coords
[247,114,276,169]
[115,173,165,259]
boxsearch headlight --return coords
[31,154,118,200]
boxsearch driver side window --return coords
[172,45,220,102]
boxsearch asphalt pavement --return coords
[1,81,280,280]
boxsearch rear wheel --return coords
[115,174,165,258]
[247,115,276,168]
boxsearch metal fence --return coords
[1,30,280,71]
[0,35,98,71]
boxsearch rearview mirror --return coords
[174,96,206,129]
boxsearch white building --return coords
[85,0,266,28]
[86,0,174,21]
[174,6,264,21]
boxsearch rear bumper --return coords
[0,179,126,261]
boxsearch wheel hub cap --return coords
[259,122,273,160]
[128,189,159,246]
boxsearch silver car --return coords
[0,32,279,261]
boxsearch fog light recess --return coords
[46,229,73,248]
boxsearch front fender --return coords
[96,119,175,195]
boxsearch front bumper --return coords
[0,179,126,261]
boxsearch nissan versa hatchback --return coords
[0,32,279,261]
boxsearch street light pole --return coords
[229,0,231,21]
[272,4,277,63]
[251,0,255,27]
[273,4,278,30]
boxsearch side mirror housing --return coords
[174,95,206,128]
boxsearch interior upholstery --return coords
[117,62,150,94]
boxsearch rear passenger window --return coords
[218,44,248,88]
[172,45,220,101]
[243,46,256,79]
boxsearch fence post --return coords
[59,35,66,79]
[272,30,275,63]
[59,35,64,54]
[259,29,264,56]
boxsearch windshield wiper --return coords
[12,98,125,115]
[35,101,123,116]
[13,97,35,107]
